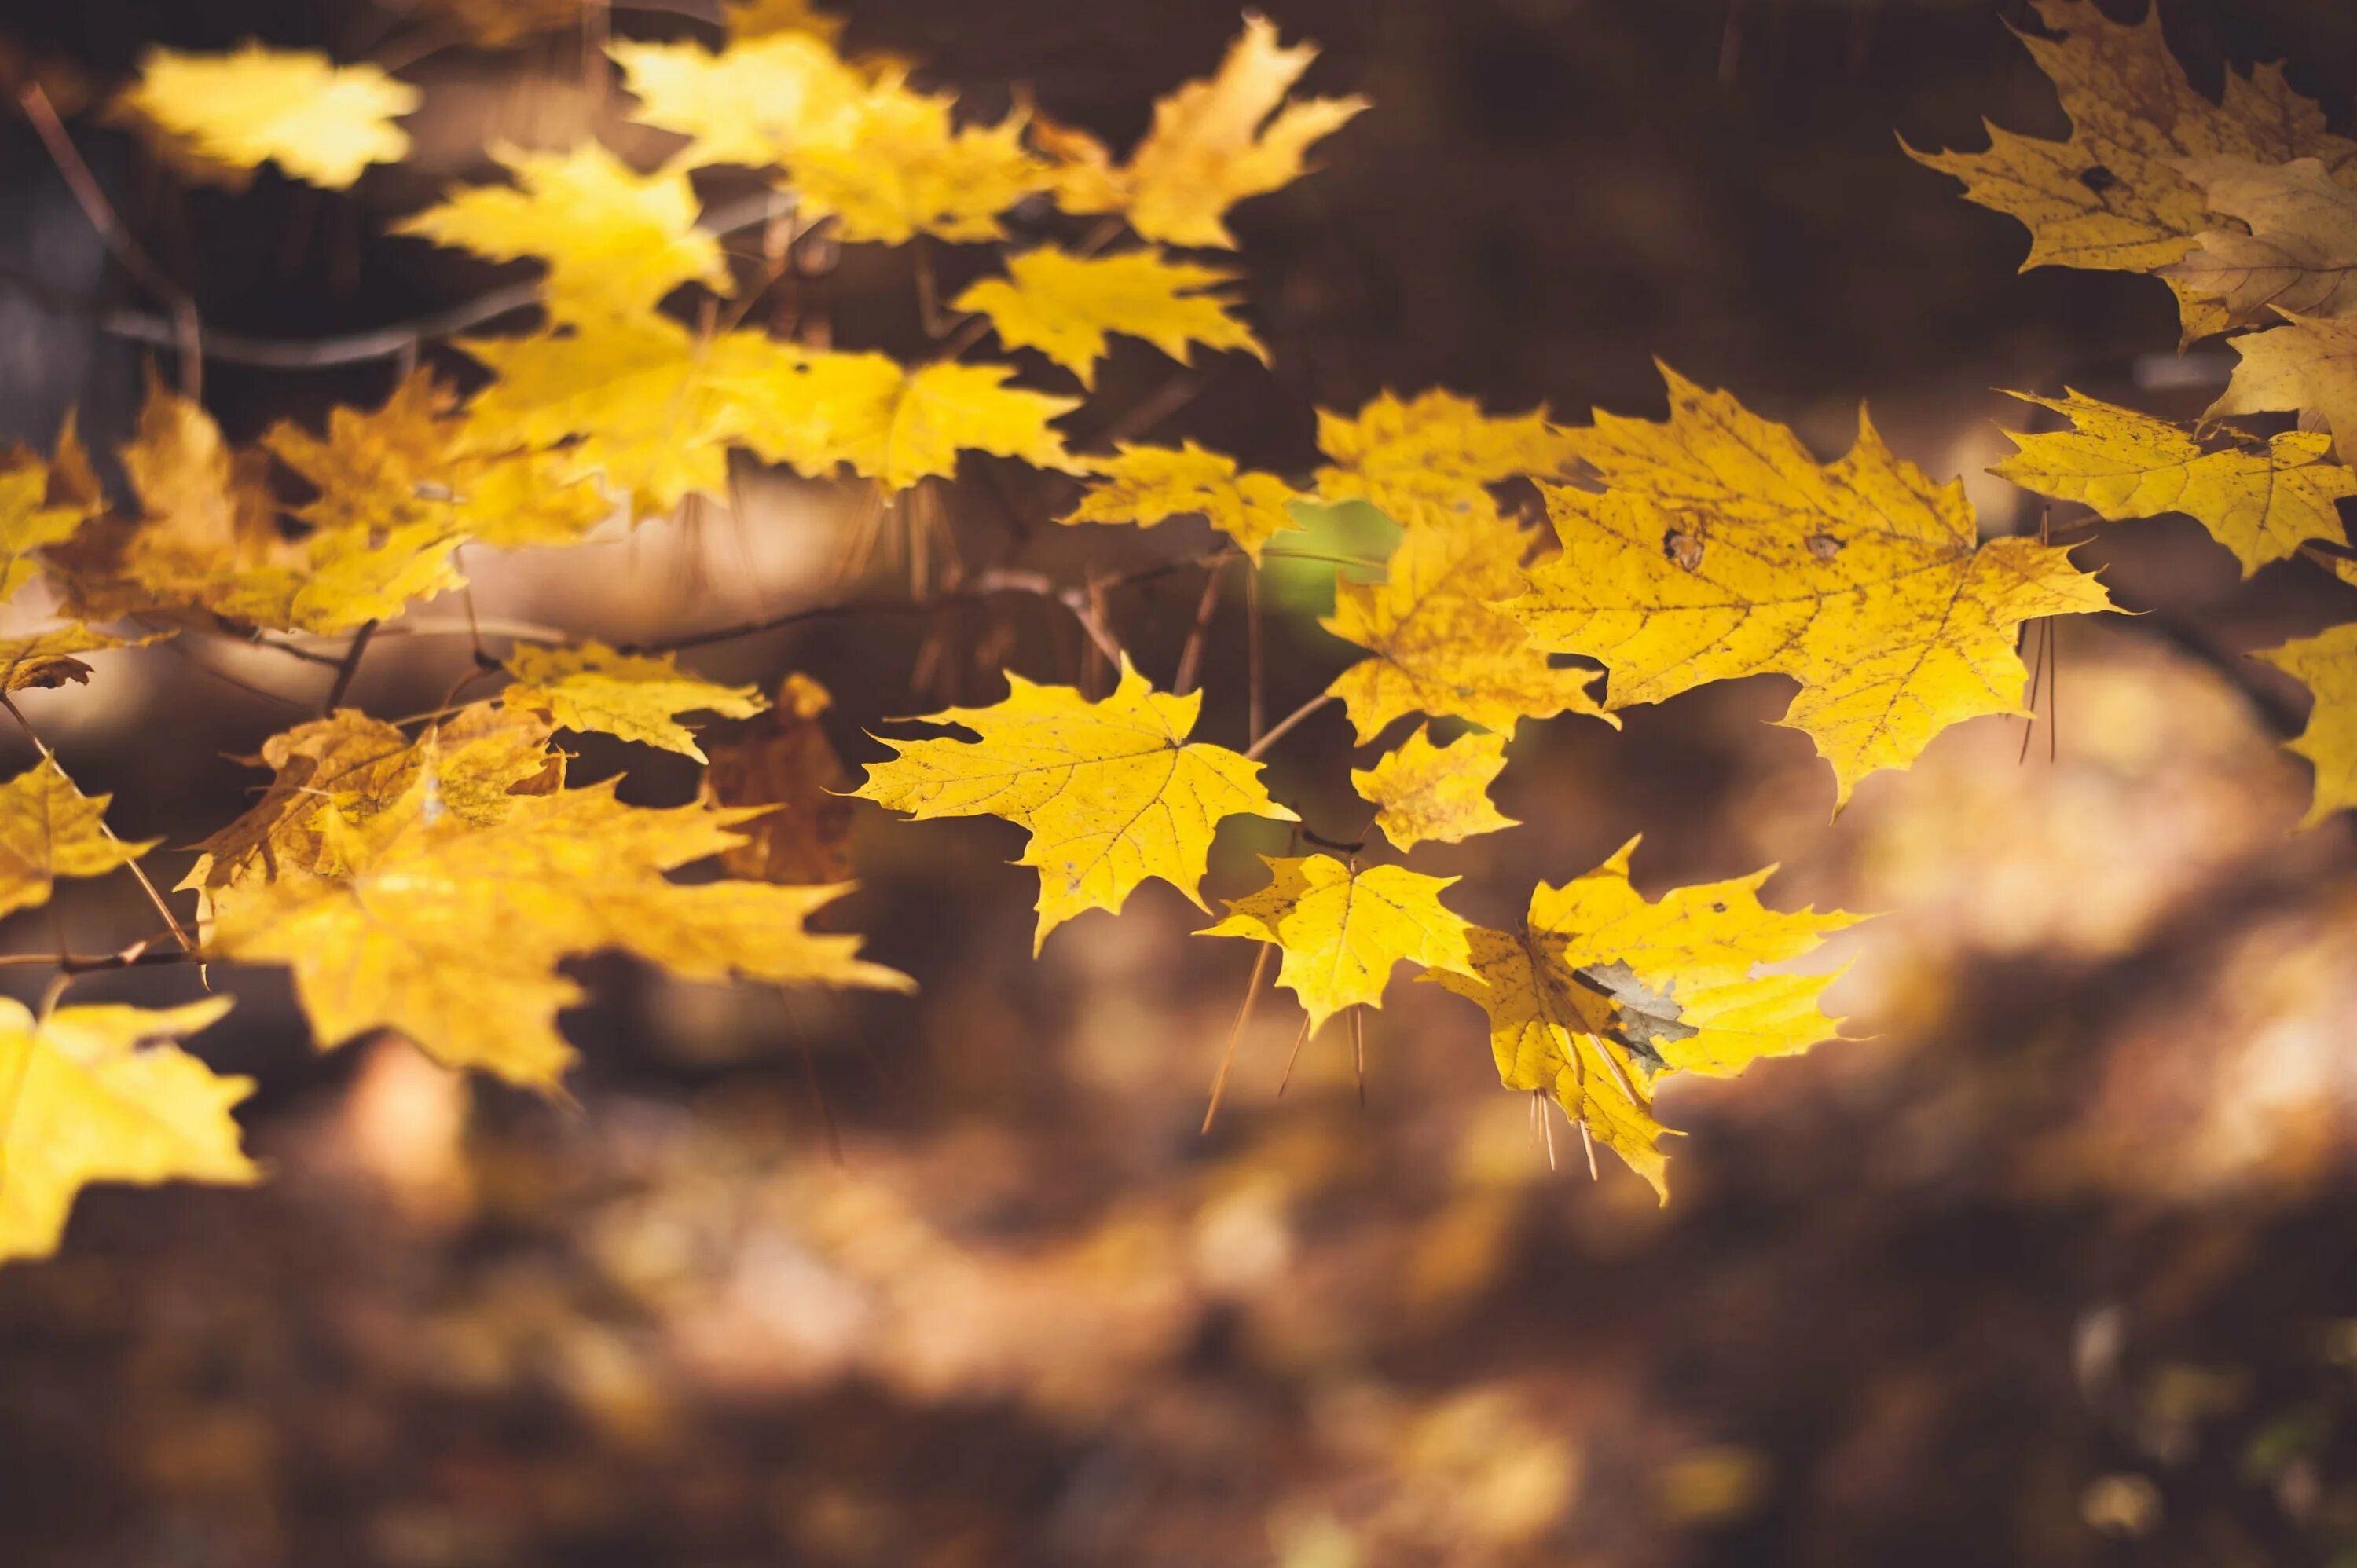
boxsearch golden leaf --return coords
[502,640,766,760]
[207,767,909,1087]
[2256,622,2357,828]
[1507,365,2111,807]
[853,658,1298,949]
[1321,493,1609,744]
[0,756,155,922]
[396,141,730,323]
[2167,156,2357,328]
[1994,390,2355,575]
[115,43,418,189]
[725,0,845,43]
[1351,724,1519,852]
[1431,840,1857,1199]
[2208,315,2357,466]
[706,672,856,885]
[0,625,151,694]
[0,445,93,602]
[721,350,1081,494]
[612,32,873,170]
[952,247,1265,387]
[0,997,255,1266]
[1200,854,1474,1035]
[1314,388,1581,515]
[207,520,465,635]
[1905,0,2357,339]
[788,84,1050,244]
[1043,15,1365,248]
[1059,441,1303,562]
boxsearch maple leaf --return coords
[2165,156,2357,329]
[952,247,1265,388]
[706,672,856,885]
[0,625,151,694]
[207,768,909,1086]
[1041,15,1365,248]
[264,372,610,550]
[786,84,1051,244]
[396,141,731,323]
[0,445,93,602]
[1351,724,1519,852]
[1321,492,1609,744]
[1905,0,2357,340]
[721,351,1082,493]
[213,521,466,636]
[1059,441,1303,562]
[1200,854,1474,1036]
[1314,388,1582,515]
[853,658,1298,949]
[2255,623,2357,829]
[1431,840,1857,1199]
[1506,365,2112,807]
[1993,390,2355,576]
[501,641,766,760]
[610,32,871,170]
[2207,316,2357,466]
[0,756,156,921]
[725,0,845,43]
[115,43,418,189]
[0,997,255,1266]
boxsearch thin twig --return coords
[321,620,379,713]
[1243,691,1332,761]
[1202,940,1272,1135]
[20,82,203,397]
[1274,1011,1313,1097]
[0,694,194,951]
[1173,557,1225,698]
[0,943,193,973]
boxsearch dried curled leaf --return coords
[0,756,155,922]
[1060,441,1303,562]
[2255,623,2357,829]
[953,247,1264,387]
[0,997,255,1266]
[1040,15,1365,247]
[1993,390,2355,575]
[396,141,731,324]
[1905,0,2357,339]
[1508,366,2111,807]
[0,625,153,693]
[1314,388,1581,517]
[206,727,909,1086]
[1431,840,1857,1200]
[1351,724,1519,852]
[1322,493,1609,744]
[115,43,418,189]
[706,673,856,885]
[853,658,1298,950]
[1200,855,1473,1036]
[2208,316,2357,467]
[501,641,766,760]
[2166,156,2357,328]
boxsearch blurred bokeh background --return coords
[2,0,2357,1563]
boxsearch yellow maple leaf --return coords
[1321,493,1609,744]
[787,83,1050,244]
[207,769,909,1086]
[1506,365,2112,808]
[211,521,467,636]
[502,641,766,760]
[1200,854,1473,1035]
[0,445,93,603]
[1314,388,1581,515]
[1043,15,1365,248]
[0,625,151,694]
[396,141,730,323]
[853,658,1298,949]
[2208,316,2357,466]
[1351,724,1519,852]
[722,350,1081,493]
[1431,840,1856,1199]
[0,756,155,921]
[1993,390,2355,575]
[612,31,872,170]
[99,370,282,607]
[2166,156,2357,329]
[706,672,856,885]
[1906,0,2357,339]
[953,247,1265,387]
[2255,623,2357,828]
[115,43,419,189]
[1059,441,1303,562]
[725,0,844,43]
[0,997,255,1265]
[265,372,610,550]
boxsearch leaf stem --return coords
[0,695,194,951]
